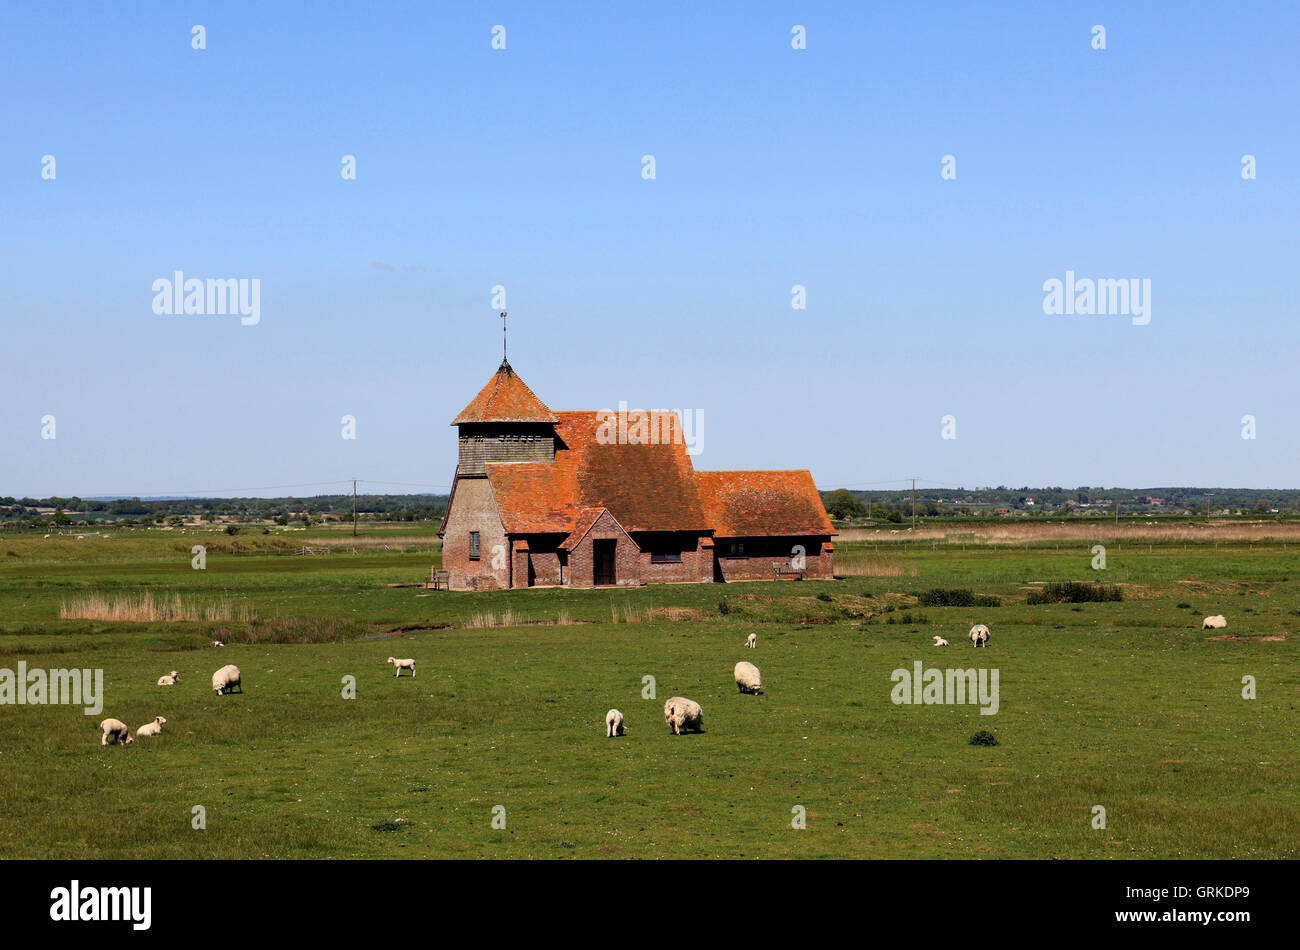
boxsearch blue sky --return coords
[2,1,1298,497]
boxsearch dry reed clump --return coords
[59,592,255,622]
[464,607,516,629]
[609,605,649,624]
[834,556,917,577]
[648,606,707,621]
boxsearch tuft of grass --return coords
[1026,581,1122,604]
[969,729,1000,747]
[917,588,1003,608]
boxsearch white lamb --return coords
[212,664,242,695]
[969,624,990,648]
[157,670,180,686]
[605,708,625,737]
[745,633,757,649]
[212,640,224,647]
[136,716,167,737]
[99,718,133,745]
[387,657,416,678]
[734,661,762,694]
[664,697,703,735]
[933,636,948,647]
[1202,615,1227,630]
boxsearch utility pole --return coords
[911,478,917,529]
[352,479,358,537]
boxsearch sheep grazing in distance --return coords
[664,697,703,735]
[212,664,242,695]
[745,633,757,649]
[212,640,224,647]
[387,657,416,678]
[933,636,948,647]
[734,661,762,694]
[1202,615,1227,630]
[99,719,133,745]
[157,670,180,686]
[969,624,990,648]
[605,708,625,738]
[136,716,167,737]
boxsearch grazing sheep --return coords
[386,657,416,678]
[969,624,990,648]
[136,716,166,737]
[212,640,224,647]
[1203,615,1227,630]
[745,633,757,649]
[605,708,625,738]
[933,636,948,647]
[157,670,180,686]
[99,719,133,745]
[212,664,242,695]
[734,661,762,694]
[663,697,703,735]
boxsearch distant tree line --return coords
[820,486,1298,522]
[0,494,448,527]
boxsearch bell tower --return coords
[451,361,558,476]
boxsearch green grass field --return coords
[1,524,1297,858]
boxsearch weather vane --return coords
[500,311,508,363]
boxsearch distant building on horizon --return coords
[437,360,834,589]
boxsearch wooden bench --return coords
[773,565,804,581]
[429,569,450,590]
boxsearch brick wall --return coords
[529,551,563,586]
[440,476,511,590]
[566,510,641,587]
[631,533,715,584]
[511,540,529,590]
[714,536,834,581]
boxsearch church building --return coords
[438,360,834,589]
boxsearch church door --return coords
[593,539,616,586]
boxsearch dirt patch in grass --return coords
[387,623,452,634]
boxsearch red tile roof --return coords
[696,470,835,538]
[484,408,833,540]
[559,507,628,551]
[452,361,558,425]
[487,411,708,534]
